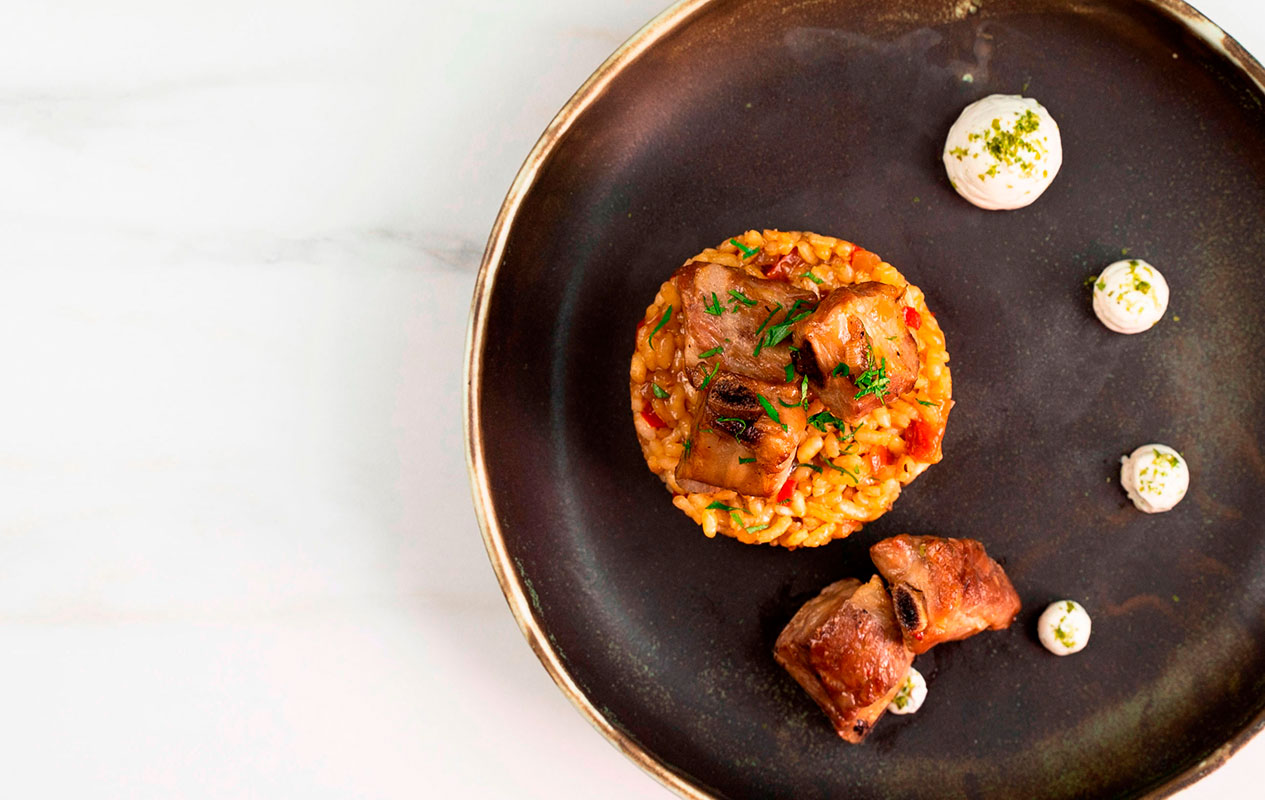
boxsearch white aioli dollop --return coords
[887,667,927,715]
[1092,259,1170,334]
[1120,443,1189,513]
[1038,600,1092,656]
[943,94,1063,210]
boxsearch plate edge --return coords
[462,2,1265,798]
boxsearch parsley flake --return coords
[852,345,890,404]
[729,238,759,258]
[753,299,816,357]
[651,383,669,399]
[715,416,747,434]
[699,361,720,390]
[807,409,844,432]
[648,305,672,346]
[698,345,724,358]
[756,395,786,430]
[752,303,783,340]
[822,460,859,484]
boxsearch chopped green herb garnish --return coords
[752,303,783,340]
[800,375,810,409]
[706,501,739,511]
[785,363,795,382]
[703,292,724,316]
[822,460,858,484]
[797,463,823,473]
[852,345,890,404]
[728,289,757,307]
[916,398,936,407]
[756,395,786,430]
[1134,279,1152,293]
[745,524,770,533]
[753,299,816,357]
[698,345,725,358]
[729,238,759,258]
[738,457,756,464]
[683,438,692,456]
[648,305,672,346]
[807,409,844,432]
[972,109,1046,181]
[715,416,747,433]
[651,383,669,399]
[778,398,800,408]
[730,511,745,528]
[832,363,850,378]
[804,271,824,285]
[699,361,720,390]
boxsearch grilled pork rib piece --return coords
[675,371,806,497]
[869,535,1021,655]
[674,261,817,385]
[790,283,918,423]
[774,575,913,743]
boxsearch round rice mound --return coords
[630,230,952,548]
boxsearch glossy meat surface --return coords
[869,535,1021,655]
[674,261,817,384]
[675,371,806,497]
[774,575,913,743]
[790,283,918,423]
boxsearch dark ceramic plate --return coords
[465,1,1265,797]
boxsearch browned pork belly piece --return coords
[675,371,807,497]
[774,575,913,743]
[790,283,919,423]
[673,261,817,384]
[869,535,1021,655]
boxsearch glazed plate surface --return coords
[466,1,1265,797]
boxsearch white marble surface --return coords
[2,1,1262,797]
